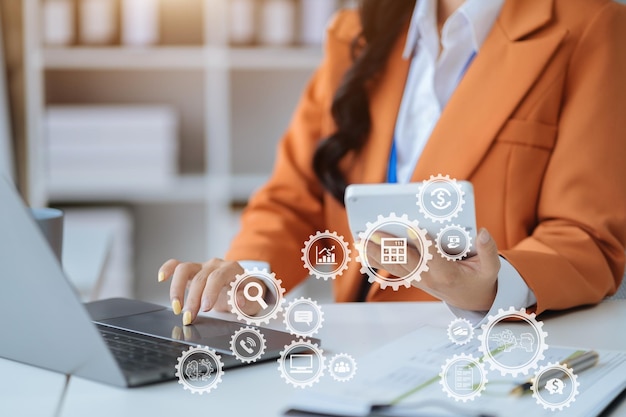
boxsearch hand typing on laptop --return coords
[158,259,266,325]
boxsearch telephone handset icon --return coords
[240,339,255,354]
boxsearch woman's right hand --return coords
[157,258,265,326]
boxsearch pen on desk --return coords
[509,350,599,396]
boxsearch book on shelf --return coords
[45,105,179,190]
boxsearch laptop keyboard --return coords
[97,324,190,374]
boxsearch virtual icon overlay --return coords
[439,353,488,402]
[278,339,325,388]
[284,297,324,337]
[478,307,548,377]
[175,346,224,395]
[416,174,465,223]
[436,224,472,261]
[531,363,580,411]
[328,353,357,382]
[301,230,351,280]
[438,305,589,412]
[170,171,588,410]
[230,326,267,363]
[356,213,433,291]
[447,317,474,345]
[227,268,286,326]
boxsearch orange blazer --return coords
[226,0,626,314]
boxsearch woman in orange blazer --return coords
[159,0,626,325]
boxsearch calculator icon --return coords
[380,238,407,264]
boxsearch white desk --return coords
[54,301,626,417]
[0,358,67,417]
[2,301,624,417]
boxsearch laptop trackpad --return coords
[98,310,244,352]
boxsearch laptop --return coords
[0,176,312,387]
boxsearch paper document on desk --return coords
[284,325,626,417]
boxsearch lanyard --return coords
[386,50,477,184]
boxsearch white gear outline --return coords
[283,297,324,337]
[301,230,351,280]
[447,317,474,345]
[227,267,286,326]
[478,307,549,377]
[355,213,433,291]
[175,345,224,395]
[229,326,267,363]
[531,362,580,411]
[439,353,487,402]
[328,353,357,382]
[416,174,465,223]
[436,224,472,261]
[277,339,325,388]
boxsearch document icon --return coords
[454,365,473,391]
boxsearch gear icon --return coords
[283,297,324,337]
[478,307,548,377]
[301,230,351,280]
[229,326,267,363]
[355,213,433,291]
[439,353,487,402]
[436,224,472,261]
[277,339,325,388]
[227,267,286,326]
[175,345,224,394]
[531,362,580,411]
[328,353,357,382]
[416,174,465,223]
[447,317,474,345]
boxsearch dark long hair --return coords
[312,0,416,204]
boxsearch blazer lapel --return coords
[411,0,567,182]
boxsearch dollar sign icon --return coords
[545,378,565,395]
[431,187,452,210]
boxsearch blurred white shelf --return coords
[43,46,207,70]
[229,47,322,69]
[47,174,208,203]
[42,46,323,70]
[47,173,269,203]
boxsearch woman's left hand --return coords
[364,228,500,311]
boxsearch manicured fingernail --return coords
[200,299,211,312]
[370,233,381,245]
[183,311,192,326]
[407,228,418,240]
[172,299,182,315]
[479,229,491,244]
[158,271,165,282]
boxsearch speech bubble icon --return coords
[294,310,313,326]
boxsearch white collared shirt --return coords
[396,0,537,323]
[395,0,505,183]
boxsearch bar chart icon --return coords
[316,246,337,265]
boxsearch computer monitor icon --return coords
[289,354,313,374]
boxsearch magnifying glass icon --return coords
[243,281,268,310]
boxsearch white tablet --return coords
[344,178,477,260]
